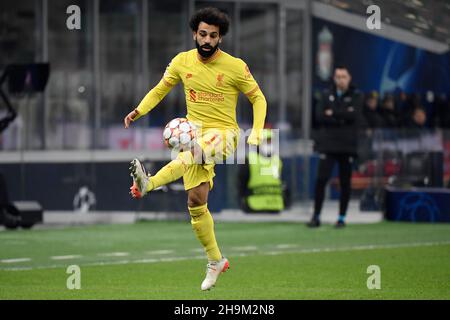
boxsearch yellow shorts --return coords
[182,128,239,191]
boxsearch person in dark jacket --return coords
[0,105,16,217]
[309,65,364,228]
[359,91,382,163]
[407,107,427,128]
[379,94,400,128]
[434,94,450,128]
[362,91,383,130]
[404,106,428,140]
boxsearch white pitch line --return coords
[1,267,33,271]
[89,260,130,266]
[1,241,450,271]
[145,250,174,255]
[3,240,28,246]
[275,244,298,249]
[133,258,158,263]
[98,252,130,257]
[230,246,258,251]
[1,258,31,263]
[50,255,82,260]
[266,241,450,256]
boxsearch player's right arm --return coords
[124,55,182,128]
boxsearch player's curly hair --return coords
[189,7,230,36]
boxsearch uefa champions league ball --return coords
[163,118,196,150]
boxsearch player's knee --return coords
[187,195,206,208]
[187,182,209,208]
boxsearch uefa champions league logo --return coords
[396,193,440,222]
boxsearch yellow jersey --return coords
[135,48,267,145]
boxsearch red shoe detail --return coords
[222,260,229,273]
[130,182,142,199]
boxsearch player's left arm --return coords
[235,60,267,145]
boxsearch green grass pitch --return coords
[0,220,449,299]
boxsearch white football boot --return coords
[201,257,230,291]
[129,158,151,199]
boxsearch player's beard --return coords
[195,40,219,58]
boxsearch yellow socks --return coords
[147,151,194,192]
[146,152,222,261]
[188,203,222,262]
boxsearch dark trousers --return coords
[0,173,9,207]
[313,153,353,218]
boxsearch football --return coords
[163,117,197,150]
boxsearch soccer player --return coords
[123,7,267,291]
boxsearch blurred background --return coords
[1,0,450,223]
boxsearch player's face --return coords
[193,22,222,58]
[334,69,351,91]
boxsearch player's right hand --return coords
[124,109,140,128]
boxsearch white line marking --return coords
[145,250,174,255]
[0,267,33,271]
[265,241,450,256]
[275,244,298,249]
[1,258,31,263]
[75,260,131,267]
[98,252,130,257]
[133,258,158,263]
[3,240,28,245]
[50,255,82,260]
[1,241,449,271]
[230,246,258,251]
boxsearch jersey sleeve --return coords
[135,54,182,118]
[235,59,259,95]
[161,55,182,87]
[235,59,267,145]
